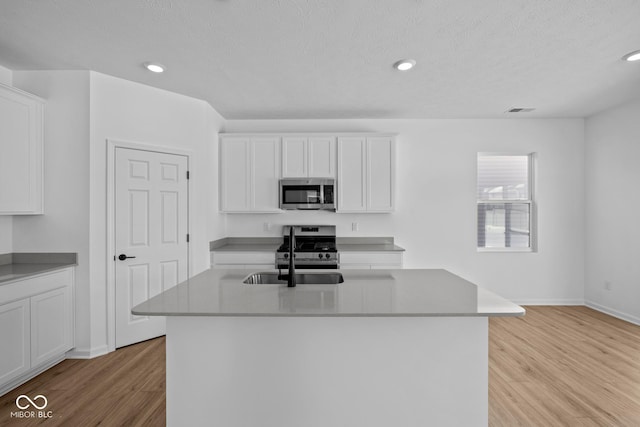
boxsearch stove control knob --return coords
[325,253,331,259]
[318,253,323,259]
[284,253,289,259]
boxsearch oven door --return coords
[277,262,338,270]
[280,182,323,210]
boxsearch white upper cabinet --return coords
[0,83,44,215]
[220,137,251,212]
[337,137,367,212]
[282,136,336,178]
[220,136,281,212]
[337,136,395,213]
[251,137,281,212]
[282,137,307,177]
[220,133,394,214]
[308,137,336,177]
[366,136,395,212]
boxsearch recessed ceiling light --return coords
[622,50,640,62]
[144,62,165,73]
[393,59,416,71]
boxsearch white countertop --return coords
[132,268,524,317]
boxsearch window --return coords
[477,153,534,251]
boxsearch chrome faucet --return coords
[287,226,296,287]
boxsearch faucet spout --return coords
[288,226,296,287]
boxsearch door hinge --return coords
[186,171,190,180]
[186,233,190,243]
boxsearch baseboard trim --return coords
[585,301,640,326]
[66,345,109,359]
[511,299,585,306]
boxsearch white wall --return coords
[89,72,225,352]
[585,98,640,324]
[208,106,227,242]
[0,65,11,85]
[8,70,225,356]
[223,119,586,303]
[0,65,13,253]
[11,70,92,351]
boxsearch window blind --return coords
[477,154,532,250]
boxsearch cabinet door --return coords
[308,137,336,178]
[30,286,72,367]
[220,137,251,212]
[0,299,30,384]
[251,137,281,211]
[337,137,367,212]
[366,137,395,212]
[0,84,44,214]
[282,137,307,177]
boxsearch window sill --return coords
[477,247,534,253]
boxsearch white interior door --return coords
[115,147,188,348]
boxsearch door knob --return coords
[118,254,136,261]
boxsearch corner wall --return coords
[585,98,640,324]
[89,72,226,352]
[0,65,13,253]
[11,70,92,352]
[224,118,586,303]
[9,70,226,357]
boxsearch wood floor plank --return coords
[490,306,640,426]
[1,307,639,426]
[0,337,167,426]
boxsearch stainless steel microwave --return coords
[279,178,336,210]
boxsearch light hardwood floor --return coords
[490,306,640,426]
[0,306,639,426]
[0,337,165,426]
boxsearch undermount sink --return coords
[243,272,344,285]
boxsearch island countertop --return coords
[132,268,524,317]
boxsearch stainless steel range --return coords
[276,225,339,269]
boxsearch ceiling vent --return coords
[506,107,536,113]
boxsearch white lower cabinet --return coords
[0,267,74,395]
[339,252,403,269]
[30,286,72,367]
[210,251,403,270]
[211,252,275,270]
[0,299,30,386]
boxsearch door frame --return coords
[106,138,193,353]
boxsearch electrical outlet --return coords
[604,281,612,291]
[352,222,359,231]
[263,222,272,232]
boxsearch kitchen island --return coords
[133,268,523,427]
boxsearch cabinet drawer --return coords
[0,268,73,305]
[213,252,275,266]
[340,252,403,266]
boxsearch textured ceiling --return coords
[1,0,640,119]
